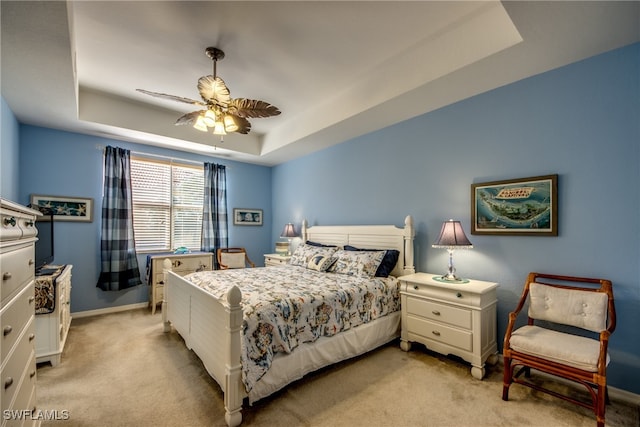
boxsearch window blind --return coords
[130,157,204,251]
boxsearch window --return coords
[130,157,204,252]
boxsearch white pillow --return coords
[221,252,246,269]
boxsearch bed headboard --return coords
[301,215,415,277]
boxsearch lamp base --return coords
[433,275,470,284]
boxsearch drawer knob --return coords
[2,272,12,280]
[30,371,36,379]
[4,377,13,389]
[3,216,16,226]
[432,331,441,337]
[26,220,34,227]
[413,285,419,290]
[456,292,462,298]
[432,310,441,316]
[29,259,35,265]
[3,325,12,336]
[29,333,35,342]
[29,296,35,304]
[173,260,182,267]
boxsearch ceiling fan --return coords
[136,47,281,141]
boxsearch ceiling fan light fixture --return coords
[213,120,227,135]
[193,114,208,132]
[203,109,217,127]
[137,46,281,140]
[223,115,239,132]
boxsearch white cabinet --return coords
[263,253,291,267]
[399,272,498,379]
[1,198,40,426]
[35,265,72,367]
[148,253,213,314]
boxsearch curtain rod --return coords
[96,144,227,167]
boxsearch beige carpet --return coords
[36,308,638,427]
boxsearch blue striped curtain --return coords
[96,146,142,291]
[201,163,228,269]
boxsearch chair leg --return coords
[502,356,512,401]
[596,384,606,427]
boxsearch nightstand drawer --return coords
[406,297,471,329]
[403,281,480,307]
[407,315,472,352]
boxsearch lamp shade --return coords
[280,223,299,238]
[432,220,473,249]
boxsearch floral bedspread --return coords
[184,266,400,392]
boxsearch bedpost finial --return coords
[227,285,242,306]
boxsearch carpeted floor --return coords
[36,308,638,426]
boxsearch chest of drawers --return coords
[1,198,40,426]
[148,253,213,314]
[35,265,72,367]
[399,272,498,379]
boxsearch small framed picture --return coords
[233,208,263,226]
[471,174,558,236]
[30,194,94,222]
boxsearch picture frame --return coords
[30,194,94,222]
[471,174,558,236]
[233,208,263,226]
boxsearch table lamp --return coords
[432,219,473,281]
[280,223,299,255]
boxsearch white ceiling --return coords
[2,1,639,166]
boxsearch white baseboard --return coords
[71,302,149,319]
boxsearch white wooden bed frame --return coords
[161,216,415,426]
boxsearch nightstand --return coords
[399,272,498,379]
[264,253,291,267]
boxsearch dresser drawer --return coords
[1,245,35,308]
[1,317,35,411]
[1,285,35,362]
[165,255,212,273]
[8,351,36,413]
[405,297,471,329]
[406,315,473,352]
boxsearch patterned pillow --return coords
[330,249,386,278]
[307,254,336,272]
[289,244,338,267]
[344,245,400,277]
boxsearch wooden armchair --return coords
[502,272,616,427]
[217,247,256,269]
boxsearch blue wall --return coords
[2,43,638,393]
[272,43,640,393]
[16,127,272,313]
[1,97,20,200]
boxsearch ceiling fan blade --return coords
[229,98,281,118]
[175,110,203,126]
[228,115,252,134]
[198,76,231,106]
[136,89,205,106]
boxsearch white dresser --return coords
[34,265,72,367]
[263,253,291,267]
[148,252,213,314]
[1,198,40,426]
[399,272,498,379]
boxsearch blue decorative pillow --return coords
[305,240,338,248]
[344,245,400,277]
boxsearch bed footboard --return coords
[162,259,244,427]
